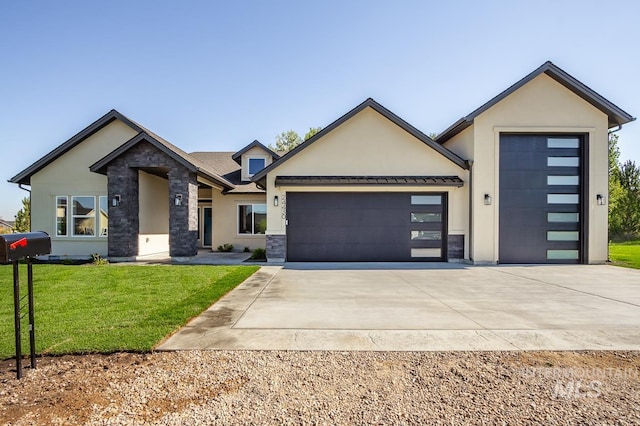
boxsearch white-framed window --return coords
[98,196,109,237]
[238,204,267,234]
[248,157,266,176]
[72,196,96,236]
[56,196,68,236]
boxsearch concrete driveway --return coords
[157,264,640,351]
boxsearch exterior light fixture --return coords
[484,194,492,205]
[597,194,606,206]
[175,194,183,206]
[112,194,121,207]
[274,195,279,206]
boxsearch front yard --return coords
[609,241,640,269]
[0,264,258,359]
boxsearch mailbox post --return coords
[0,232,51,379]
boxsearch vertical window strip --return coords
[56,196,68,236]
[99,196,109,237]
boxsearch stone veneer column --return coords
[168,169,198,257]
[107,162,139,258]
[266,234,286,262]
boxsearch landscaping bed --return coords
[1,350,639,424]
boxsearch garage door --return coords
[499,134,584,264]
[286,192,446,262]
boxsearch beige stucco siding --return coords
[469,74,609,263]
[138,171,170,255]
[264,106,469,257]
[30,120,138,257]
[443,125,474,161]
[211,191,266,251]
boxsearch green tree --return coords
[608,133,623,237]
[270,127,323,152]
[14,197,31,233]
[304,127,322,140]
[611,160,640,240]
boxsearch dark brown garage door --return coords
[286,192,446,262]
[499,134,584,264]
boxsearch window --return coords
[411,212,441,222]
[56,196,68,236]
[72,196,96,236]
[410,230,441,240]
[238,204,267,234]
[411,195,441,205]
[99,196,109,237]
[248,158,266,176]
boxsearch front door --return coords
[203,207,212,247]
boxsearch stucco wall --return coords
[264,106,470,257]
[442,125,474,161]
[138,170,169,254]
[211,191,267,251]
[30,120,138,257]
[467,74,609,263]
[139,171,169,234]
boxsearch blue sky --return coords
[1,0,638,220]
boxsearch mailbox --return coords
[0,232,51,264]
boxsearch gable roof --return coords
[436,61,636,144]
[231,140,280,165]
[89,132,235,190]
[252,98,469,183]
[9,109,145,185]
[190,151,265,193]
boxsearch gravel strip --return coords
[1,351,639,425]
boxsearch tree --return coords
[270,127,323,152]
[14,197,30,233]
[608,133,623,237]
[611,160,640,240]
[270,130,302,152]
[304,127,322,140]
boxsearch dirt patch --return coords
[1,351,639,425]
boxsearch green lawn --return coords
[609,240,640,269]
[0,264,258,359]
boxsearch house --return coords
[8,61,635,264]
[0,219,14,234]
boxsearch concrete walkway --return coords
[157,264,640,351]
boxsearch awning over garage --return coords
[275,176,464,187]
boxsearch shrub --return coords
[91,253,109,265]
[217,243,234,252]
[250,248,266,260]
[243,246,250,252]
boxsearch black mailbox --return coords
[0,232,51,264]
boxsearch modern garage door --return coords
[286,192,446,262]
[499,134,584,264]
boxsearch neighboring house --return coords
[8,61,635,264]
[0,219,14,234]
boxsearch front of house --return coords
[9,61,634,264]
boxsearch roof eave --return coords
[232,140,281,165]
[90,132,235,190]
[9,110,143,185]
[253,98,469,181]
[435,61,636,142]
